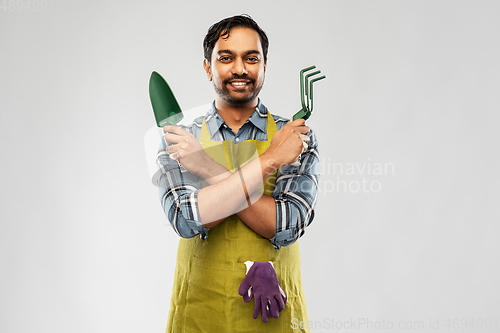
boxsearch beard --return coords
[213,74,264,106]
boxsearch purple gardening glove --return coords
[238,261,287,323]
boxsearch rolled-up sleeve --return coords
[155,137,209,240]
[270,129,320,249]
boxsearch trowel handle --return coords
[293,108,309,121]
[162,130,188,173]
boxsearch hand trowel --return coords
[149,71,186,172]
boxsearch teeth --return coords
[231,82,247,86]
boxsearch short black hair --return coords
[203,14,269,63]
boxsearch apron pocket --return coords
[184,256,285,333]
[183,256,245,332]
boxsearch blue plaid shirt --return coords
[155,99,319,249]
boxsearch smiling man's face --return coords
[204,26,266,107]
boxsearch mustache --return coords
[223,75,255,85]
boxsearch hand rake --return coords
[291,65,326,166]
[292,65,326,121]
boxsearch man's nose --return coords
[231,58,248,76]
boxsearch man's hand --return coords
[262,119,310,168]
[163,125,211,176]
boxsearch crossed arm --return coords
[185,153,280,239]
[157,118,318,243]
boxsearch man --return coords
[156,15,319,332]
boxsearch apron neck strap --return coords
[265,111,278,139]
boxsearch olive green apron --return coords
[166,111,310,333]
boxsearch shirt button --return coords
[235,137,240,142]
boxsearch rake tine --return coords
[308,75,326,116]
[300,66,316,111]
[304,70,321,110]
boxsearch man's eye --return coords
[247,57,259,62]
[219,56,231,61]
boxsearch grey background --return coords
[1,0,499,332]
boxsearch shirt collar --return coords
[247,99,268,134]
[203,101,225,139]
[203,99,268,139]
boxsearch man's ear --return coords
[203,58,212,81]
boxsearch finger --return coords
[165,142,182,153]
[164,133,188,145]
[253,296,261,320]
[238,276,251,297]
[266,301,273,319]
[279,285,287,304]
[295,125,310,135]
[242,287,253,302]
[260,296,268,323]
[162,125,186,135]
[165,148,184,161]
[276,295,285,312]
[288,118,306,127]
[299,133,310,143]
[269,297,279,318]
